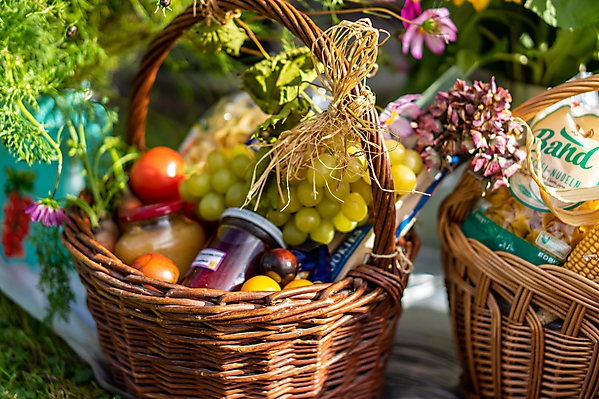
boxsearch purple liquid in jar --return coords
[181,209,285,291]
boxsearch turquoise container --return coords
[0,92,111,269]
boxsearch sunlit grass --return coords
[0,292,117,398]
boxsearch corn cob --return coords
[564,224,599,281]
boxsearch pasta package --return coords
[462,77,599,265]
[179,92,268,167]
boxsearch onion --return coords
[94,218,120,253]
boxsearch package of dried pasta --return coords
[461,74,599,265]
[178,92,268,167]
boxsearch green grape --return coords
[325,135,344,151]
[309,220,335,245]
[326,179,350,201]
[207,149,229,172]
[391,164,417,192]
[402,149,424,174]
[343,156,365,183]
[385,139,406,166]
[295,207,321,233]
[277,185,303,214]
[332,211,358,233]
[244,147,271,182]
[187,172,212,198]
[231,154,252,179]
[178,178,200,202]
[297,180,324,207]
[315,196,341,218]
[283,219,309,246]
[341,192,368,222]
[230,144,250,159]
[198,192,226,221]
[225,182,248,208]
[357,211,370,227]
[211,169,238,194]
[351,179,373,206]
[289,176,303,185]
[307,154,337,187]
[294,168,308,182]
[347,145,366,166]
[363,170,372,185]
[267,209,291,227]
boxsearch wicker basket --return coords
[439,77,599,399]
[61,2,420,398]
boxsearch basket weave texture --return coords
[61,2,419,398]
[439,77,599,399]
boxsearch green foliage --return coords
[402,0,599,92]
[0,0,188,166]
[29,224,75,323]
[255,98,311,143]
[524,0,599,29]
[4,167,35,196]
[242,47,319,139]
[186,18,248,56]
[242,47,318,114]
[0,291,115,398]
[0,1,102,164]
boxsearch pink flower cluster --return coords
[413,78,526,191]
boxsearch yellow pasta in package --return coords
[462,76,599,265]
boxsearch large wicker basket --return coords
[61,2,420,398]
[439,77,599,399]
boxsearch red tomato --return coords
[129,147,186,204]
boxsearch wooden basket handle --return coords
[512,74,599,120]
[125,2,399,273]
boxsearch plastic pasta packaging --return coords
[179,92,268,166]
[462,75,599,266]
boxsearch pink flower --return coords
[401,0,422,30]
[402,8,457,59]
[24,199,71,227]
[470,153,490,173]
[380,94,422,138]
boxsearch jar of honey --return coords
[114,201,205,276]
[181,208,285,291]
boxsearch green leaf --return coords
[241,47,319,115]
[524,0,599,29]
[186,18,248,56]
[539,26,599,84]
[254,98,311,142]
[30,224,75,323]
[456,49,479,73]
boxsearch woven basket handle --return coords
[512,74,599,120]
[125,2,400,273]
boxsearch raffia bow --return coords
[246,19,387,207]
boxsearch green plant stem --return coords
[77,123,104,223]
[306,7,412,26]
[17,100,62,198]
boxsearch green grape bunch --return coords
[181,140,424,248]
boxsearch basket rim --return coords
[62,208,418,316]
